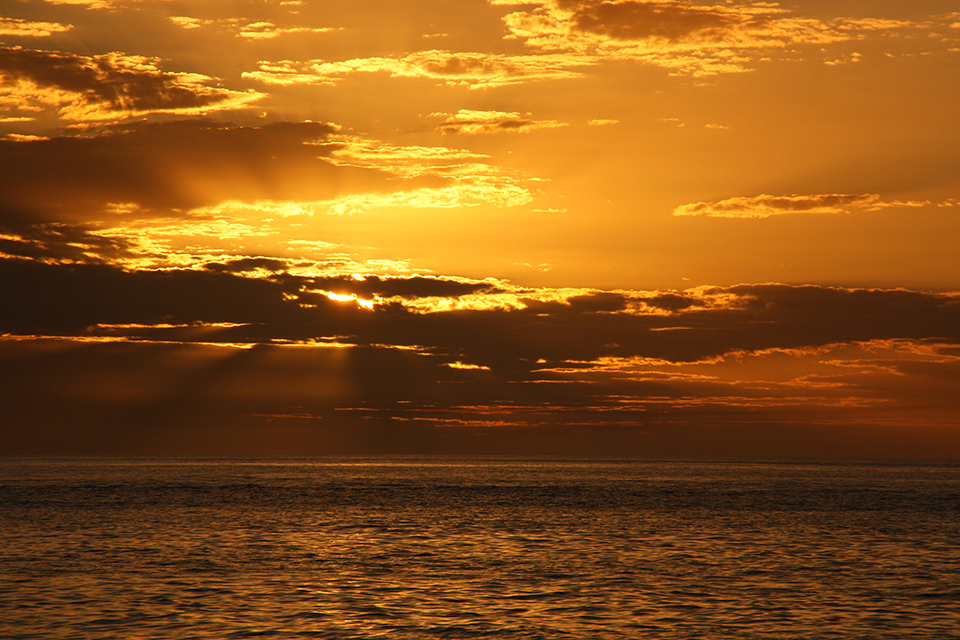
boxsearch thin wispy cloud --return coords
[243,51,590,88]
[673,194,930,218]
[433,110,568,134]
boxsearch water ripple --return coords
[2,458,959,638]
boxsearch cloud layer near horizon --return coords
[2,253,959,456]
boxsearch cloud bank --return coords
[2,255,959,456]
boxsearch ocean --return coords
[2,457,959,638]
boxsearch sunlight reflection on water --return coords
[2,457,959,638]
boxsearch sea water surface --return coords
[2,457,959,639]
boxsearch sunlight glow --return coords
[323,291,376,309]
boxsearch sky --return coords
[1,0,959,457]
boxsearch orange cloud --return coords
[314,132,536,213]
[0,18,73,37]
[167,16,210,30]
[243,50,589,88]
[166,16,340,39]
[0,46,262,122]
[671,193,932,218]
[236,21,338,39]
[494,0,946,76]
[433,110,568,134]
[43,0,114,8]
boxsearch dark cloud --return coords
[4,256,959,368]
[312,275,502,300]
[520,292,627,315]
[201,266,501,299]
[0,120,391,218]
[0,45,255,118]
[639,292,703,311]
[2,335,958,458]
[0,259,503,347]
[0,257,350,336]
[717,284,960,347]
[0,218,135,263]
[3,255,959,456]
[413,53,544,80]
[376,284,960,370]
[205,257,290,274]
[1,252,959,456]
[559,0,733,42]
[565,292,628,312]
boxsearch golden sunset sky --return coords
[2,0,959,457]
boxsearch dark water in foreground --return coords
[2,458,959,639]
